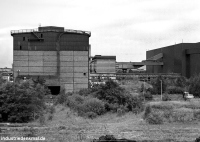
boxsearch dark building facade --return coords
[11,26,91,93]
[146,42,200,78]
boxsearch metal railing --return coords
[11,28,38,34]
[11,28,91,36]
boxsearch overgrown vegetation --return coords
[0,80,51,122]
[150,75,167,94]
[188,74,200,97]
[56,79,144,118]
[143,101,200,124]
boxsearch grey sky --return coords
[0,0,200,67]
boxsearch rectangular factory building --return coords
[146,42,200,78]
[11,26,91,94]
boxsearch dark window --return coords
[23,37,25,41]
[41,34,43,38]
[20,45,22,50]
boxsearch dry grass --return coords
[1,103,200,142]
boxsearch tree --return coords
[150,76,166,94]
[0,79,50,122]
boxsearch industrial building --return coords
[11,26,91,93]
[90,55,116,73]
[146,42,200,78]
[0,67,13,82]
[90,55,116,81]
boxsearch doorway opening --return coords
[48,86,60,95]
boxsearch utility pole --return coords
[160,80,162,101]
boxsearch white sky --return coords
[0,0,200,67]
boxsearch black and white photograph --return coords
[0,0,200,141]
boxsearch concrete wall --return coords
[95,59,116,73]
[13,50,89,92]
[60,51,88,92]
[13,51,57,77]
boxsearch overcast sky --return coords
[0,0,200,68]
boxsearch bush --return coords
[194,109,200,120]
[172,108,194,122]
[145,111,164,124]
[66,94,105,118]
[128,94,144,114]
[143,104,164,124]
[85,112,97,119]
[55,91,72,105]
[142,91,153,101]
[150,76,167,94]
[167,86,184,94]
[150,103,173,110]
[175,76,187,88]
[78,88,91,96]
[66,94,84,111]
[93,79,144,114]
[0,80,48,122]
[143,104,152,119]
[117,105,128,117]
[144,102,197,124]
[82,97,105,115]
[48,114,53,121]
[188,73,200,97]
[162,93,171,101]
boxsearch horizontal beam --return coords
[116,61,163,69]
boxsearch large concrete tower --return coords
[11,26,91,93]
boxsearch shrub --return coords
[175,76,187,88]
[85,112,97,119]
[150,102,174,110]
[128,94,144,114]
[172,108,194,122]
[150,76,167,94]
[117,105,127,117]
[144,104,164,124]
[66,94,84,111]
[93,79,144,114]
[48,114,53,121]
[82,97,105,115]
[188,73,200,97]
[142,91,153,101]
[143,104,152,119]
[55,91,72,105]
[104,103,120,112]
[144,102,197,123]
[66,94,105,118]
[167,86,184,94]
[162,93,171,101]
[48,106,55,114]
[145,111,164,124]
[0,80,48,122]
[78,88,91,96]
[194,109,200,120]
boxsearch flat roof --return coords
[93,55,116,60]
[11,26,91,37]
